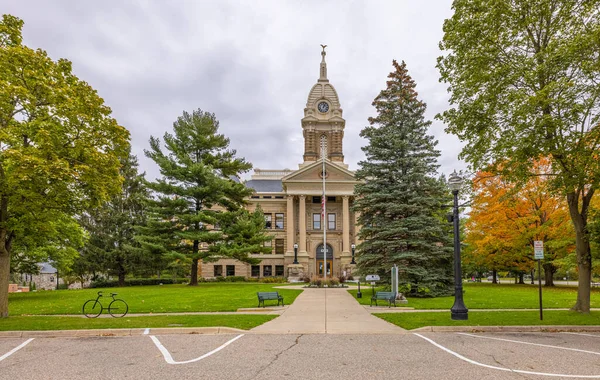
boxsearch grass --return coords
[8,283,302,315]
[375,310,600,330]
[0,315,276,331]
[348,283,600,309]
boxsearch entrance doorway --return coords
[316,243,334,278]
[317,260,333,277]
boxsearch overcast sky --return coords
[4,0,466,180]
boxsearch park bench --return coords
[257,291,284,307]
[370,291,396,307]
[592,282,600,288]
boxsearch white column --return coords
[299,195,307,253]
[286,195,295,253]
[342,195,350,254]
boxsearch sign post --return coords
[534,240,544,320]
[366,275,380,299]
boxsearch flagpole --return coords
[321,136,327,279]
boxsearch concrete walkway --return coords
[251,288,405,334]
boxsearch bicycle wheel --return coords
[82,300,103,318]
[108,299,128,318]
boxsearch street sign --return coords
[534,240,544,260]
[365,275,380,281]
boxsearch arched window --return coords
[319,135,328,159]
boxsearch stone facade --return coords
[201,47,360,280]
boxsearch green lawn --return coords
[348,283,600,309]
[0,315,276,331]
[375,310,600,330]
[8,283,302,315]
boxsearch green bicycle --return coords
[82,291,129,318]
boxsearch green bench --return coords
[257,291,284,307]
[371,291,396,307]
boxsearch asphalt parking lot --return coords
[2,331,600,379]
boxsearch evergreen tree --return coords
[139,109,260,285]
[79,151,149,286]
[353,60,453,297]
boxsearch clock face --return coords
[317,102,329,113]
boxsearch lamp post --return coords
[351,243,356,264]
[293,243,299,264]
[448,170,468,320]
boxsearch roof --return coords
[38,262,57,274]
[245,179,283,193]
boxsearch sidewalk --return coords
[250,287,405,334]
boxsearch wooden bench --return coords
[257,291,284,307]
[371,291,396,307]
[592,282,600,288]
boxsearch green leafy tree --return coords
[140,109,257,285]
[78,151,149,286]
[0,15,129,317]
[438,0,600,312]
[353,60,453,297]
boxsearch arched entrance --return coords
[315,244,333,277]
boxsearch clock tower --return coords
[301,46,347,169]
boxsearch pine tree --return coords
[139,109,261,285]
[353,60,453,297]
[79,151,149,286]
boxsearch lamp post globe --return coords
[351,243,356,264]
[293,243,299,264]
[449,170,468,320]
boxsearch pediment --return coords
[282,160,356,183]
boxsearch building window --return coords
[328,213,336,230]
[265,214,272,229]
[263,265,272,277]
[251,265,260,277]
[263,196,272,199]
[312,196,321,203]
[275,265,284,276]
[275,196,284,199]
[226,265,235,276]
[264,240,272,247]
[275,239,284,254]
[251,195,260,199]
[327,196,336,202]
[313,213,321,230]
[214,265,223,277]
[275,213,284,229]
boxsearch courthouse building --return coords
[201,48,360,280]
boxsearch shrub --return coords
[339,276,346,284]
[347,275,354,281]
[89,278,188,288]
[329,277,340,287]
[260,277,286,283]
[310,276,323,287]
[301,275,311,283]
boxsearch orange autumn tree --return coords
[465,159,575,285]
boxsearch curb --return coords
[411,325,600,333]
[0,327,247,338]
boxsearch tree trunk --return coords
[566,192,592,313]
[492,269,497,284]
[118,271,126,287]
[0,245,9,318]
[543,263,555,287]
[190,258,199,286]
[531,270,535,285]
[518,273,525,284]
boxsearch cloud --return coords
[5,0,466,180]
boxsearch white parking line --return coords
[414,333,600,378]
[150,334,244,365]
[0,339,35,363]
[458,332,600,356]
[143,328,150,335]
[562,332,600,338]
